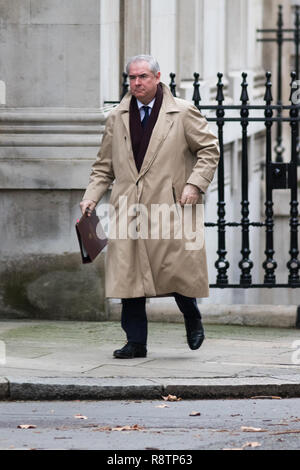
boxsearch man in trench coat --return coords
[80,55,219,359]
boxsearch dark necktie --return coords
[141,106,150,129]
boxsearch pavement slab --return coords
[0,320,299,400]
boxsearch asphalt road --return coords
[0,398,299,451]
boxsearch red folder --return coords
[75,210,107,263]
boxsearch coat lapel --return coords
[117,83,180,181]
[119,96,139,179]
[138,84,179,179]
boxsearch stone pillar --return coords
[202,0,225,79]
[177,0,203,81]
[177,0,225,100]
[226,0,248,73]
[123,0,151,64]
[150,0,177,84]
[176,0,203,100]
[0,0,120,320]
[100,0,121,104]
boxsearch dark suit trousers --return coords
[121,293,202,345]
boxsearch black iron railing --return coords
[193,70,300,288]
[257,4,300,164]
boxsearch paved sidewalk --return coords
[0,320,299,400]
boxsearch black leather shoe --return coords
[184,318,205,350]
[113,342,147,359]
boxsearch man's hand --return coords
[179,184,202,206]
[80,199,96,217]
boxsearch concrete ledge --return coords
[109,303,299,328]
[200,304,298,328]
[163,377,300,399]
[7,377,163,401]
[2,376,300,401]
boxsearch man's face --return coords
[128,61,161,104]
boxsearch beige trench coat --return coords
[83,83,219,299]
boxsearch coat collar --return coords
[118,82,179,114]
[118,83,180,181]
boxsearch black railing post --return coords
[239,72,253,285]
[275,5,284,163]
[287,72,300,285]
[294,5,300,165]
[294,6,300,80]
[263,72,277,284]
[214,72,229,285]
[192,73,201,108]
[169,73,177,97]
[120,72,129,100]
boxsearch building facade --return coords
[0,0,298,320]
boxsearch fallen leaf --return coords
[266,423,288,426]
[155,404,170,408]
[111,424,144,431]
[92,426,112,432]
[241,426,267,432]
[162,394,182,402]
[189,411,201,416]
[250,396,282,400]
[223,442,261,450]
[270,429,300,435]
[17,424,37,429]
[74,414,88,420]
[243,441,261,448]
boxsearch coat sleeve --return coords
[183,104,220,193]
[82,112,115,203]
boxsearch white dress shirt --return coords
[136,98,156,121]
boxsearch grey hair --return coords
[126,54,160,76]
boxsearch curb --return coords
[109,303,300,329]
[1,377,300,401]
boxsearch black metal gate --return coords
[193,70,300,289]
[106,69,300,290]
